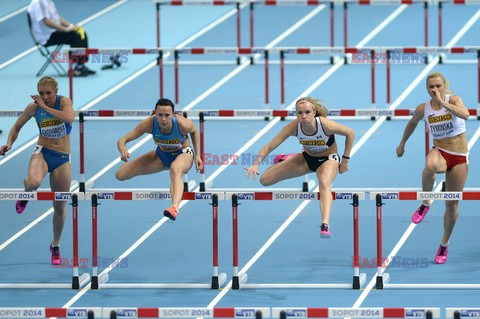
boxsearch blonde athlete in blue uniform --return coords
[115,98,203,221]
[0,76,74,265]
[396,72,470,264]
[245,97,354,238]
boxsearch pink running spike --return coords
[50,243,62,266]
[412,204,430,224]
[320,223,331,239]
[434,244,448,264]
[164,206,178,221]
[15,200,28,214]
[273,153,296,165]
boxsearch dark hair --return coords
[155,98,175,112]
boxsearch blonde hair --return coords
[426,72,453,94]
[37,76,58,91]
[295,97,328,117]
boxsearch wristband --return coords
[342,155,350,160]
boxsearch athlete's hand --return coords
[195,155,204,172]
[31,95,47,109]
[245,166,260,180]
[0,145,11,156]
[339,159,349,174]
[431,88,443,106]
[396,143,405,157]
[119,149,130,162]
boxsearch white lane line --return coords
[0,5,28,24]
[351,8,480,309]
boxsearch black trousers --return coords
[45,30,89,65]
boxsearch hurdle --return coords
[446,308,480,319]
[0,192,90,289]
[273,307,440,319]
[0,307,442,319]
[227,190,367,289]
[372,191,480,289]
[86,190,227,289]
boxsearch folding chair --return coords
[27,13,66,77]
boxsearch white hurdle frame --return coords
[372,191,480,290]
[0,192,90,289]
[86,190,227,289]
[446,308,480,319]
[227,190,367,289]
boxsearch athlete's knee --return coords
[169,166,184,178]
[24,178,42,190]
[445,200,459,210]
[317,177,332,190]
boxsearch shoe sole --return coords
[163,211,176,221]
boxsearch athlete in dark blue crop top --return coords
[0,76,75,265]
[115,98,203,221]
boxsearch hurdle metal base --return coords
[383,284,480,289]
[233,273,367,290]
[0,273,90,289]
[376,273,390,289]
[93,272,227,289]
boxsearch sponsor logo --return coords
[235,110,272,117]
[134,193,170,200]
[382,193,399,199]
[286,309,307,317]
[461,310,480,317]
[235,309,256,317]
[55,192,72,200]
[97,193,114,200]
[237,193,254,200]
[335,193,353,200]
[196,193,212,199]
[67,309,88,317]
[428,113,452,123]
[116,309,137,317]
[405,309,425,317]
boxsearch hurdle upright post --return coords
[174,50,179,104]
[386,50,391,108]
[211,194,220,289]
[236,2,241,65]
[352,193,361,289]
[79,112,85,192]
[424,0,429,64]
[280,50,285,106]
[375,193,384,290]
[199,112,206,191]
[343,2,348,64]
[330,2,335,64]
[250,2,255,49]
[477,50,480,110]
[71,194,80,289]
[264,50,269,109]
[370,49,376,112]
[158,50,164,98]
[232,194,240,289]
[91,193,99,289]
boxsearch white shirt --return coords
[28,0,60,45]
[296,117,335,153]
[424,94,466,140]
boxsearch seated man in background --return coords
[28,0,96,77]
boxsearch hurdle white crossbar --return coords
[446,308,480,319]
[372,191,480,290]
[88,191,226,289]
[229,191,366,289]
[273,307,440,318]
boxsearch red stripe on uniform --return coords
[403,48,417,53]
[115,192,133,200]
[46,308,66,317]
[307,308,329,317]
[394,109,410,116]
[450,47,465,53]
[239,48,253,54]
[182,192,196,200]
[297,48,311,54]
[98,110,114,117]
[255,192,273,200]
[272,110,289,117]
[218,110,234,116]
[399,192,416,200]
[340,110,356,116]
[191,48,205,54]
[384,308,405,318]
[214,308,235,318]
[132,48,147,54]
[138,308,159,317]
[37,192,54,200]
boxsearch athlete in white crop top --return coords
[0,76,75,265]
[246,97,355,239]
[396,72,470,264]
[115,98,203,221]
